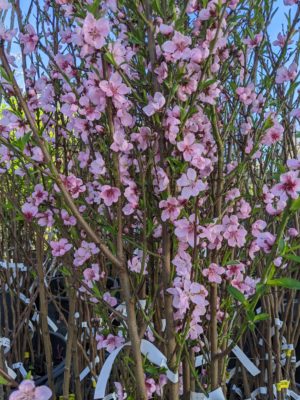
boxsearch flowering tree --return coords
[1,0,300,399]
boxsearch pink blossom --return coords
[251,220,267,237]
[128,256,144,274]
[236,199,251,219]
[159,197,181,221]
[31,146,44,162]
[79,96,101,121]
[61,209,76,226]
[143,92,166,116]
[83,263,100,288]
[177,168,207,199]
[154,62,168,83]
[37,210,54,227]
[145,377,156,399]
[74,241,100,267]
[276,62,297,84]
[198,81,221,105]
[199,223,223,250]
[273,32,293,47]
[226,262,245,279]
[32,184,48,206]
[256,232,276,253]
[90,153,106,176]
[288,227,299,237]
[271,171,300,200]
[59,174,86,199]
[202,263,225,284]
[21,203,38,221]
[236,84,256,105]
[174,214,199,247]
[231,276,249,295]
[114,382,126,400]
[177,133,203,161]
[153,167,169,193]
[50,238,72,257]
[100,185,121,206]
[222,215,247,248]
[155,375,168,397]
[287,156,300,170]
[225,188,240,202]
[9,380,52,400]
[159,24,174,35]
[167,279,208,316]
[274,257,282,267]
[97,334,124,353]
[82,13,110,50]
[172,250,192,276]
[99,73,131,106]
[162,31,191,61]
[19,25,38,54]
[131,127,151,151]
[244,32,263,48]
[103,292,117,307]
[261,121,284,145]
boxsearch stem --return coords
[36,230,55,394]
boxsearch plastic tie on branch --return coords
[5,361,17,380]
[228,340,260,376]
[79,355,100,381]
[94,339,179,399]
[0,260,27,272]
[12,362,27,378]
[190,387,226,400]
[0,337,10,353]
[32,310,58,332]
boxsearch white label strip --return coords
[94,339,179,399]
[208,388,226,400]
[230,342,260,376]
[0,337,10,353]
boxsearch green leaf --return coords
[0,376,8,385]
[290,197,300,211]
[227,285,247,305]
[267,277,300,290]
[253,313,269,323]
[283,254,300,263]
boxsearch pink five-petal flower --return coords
[162,31,191,60]
[143,92,166,116]
[21,203,38,221]
[174,214,199,247]
[19,24,38,54]
[222,215,247,248]
[159,197,181,221]
[287,156,300,170]
[176,168,207,199]
[101,334,125,353]
[100,185,121,206]
[99,72,131,105]
[83,263,100,287]
[50,238,72,257]
[9,380,52,400]
[271,171,300,200]
[275,62,297,84]
[202,263,225,284]
[177,133,203,161]
[82,13,110,49]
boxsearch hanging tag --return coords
[230,342,260,376]
[208,387,226,400]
